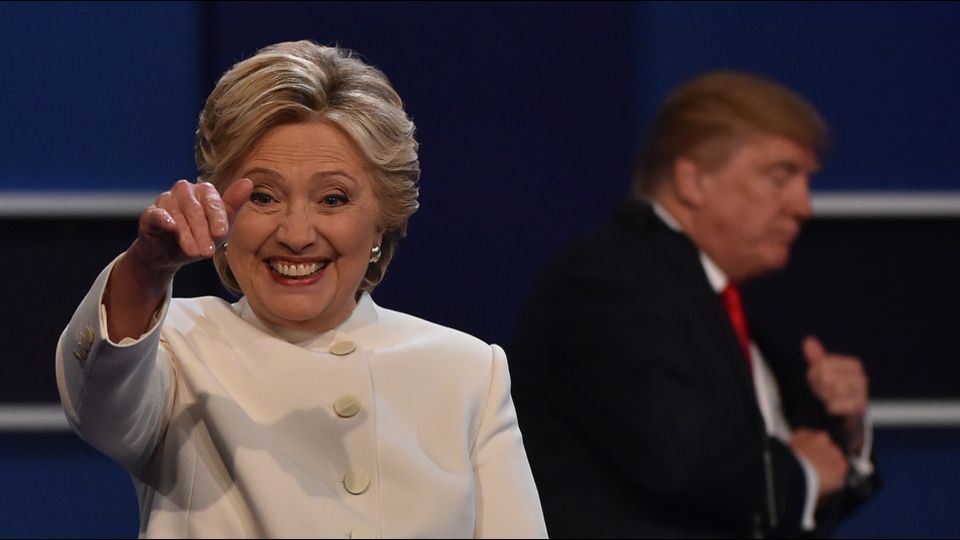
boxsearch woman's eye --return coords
[322,194,349,206]
[250,191,275,205]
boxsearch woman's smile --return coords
[266,257,330,286]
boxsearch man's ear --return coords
[672,156,707,207]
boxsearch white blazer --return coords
[56,259,547,539]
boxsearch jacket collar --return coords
[233,292,381,350]
[650,200,729,293]
[617,198,760,403]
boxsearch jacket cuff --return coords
[57,253,171,425]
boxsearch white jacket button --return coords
[74,325,95,362]
[349,527,377,539]
[330,341,357,356]
[344,469,370,495]
[333,394,362,418]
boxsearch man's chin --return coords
[760,249,792,274]
[737,250,791,281]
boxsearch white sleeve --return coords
[471,345,548,539]
[792,450,819,531]
[850,410,875,476]
[790,411,875,533]
[55,254,175,474]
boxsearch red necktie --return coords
[720,283,753,374]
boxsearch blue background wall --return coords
[2,2,958,537]
[0,1,201,191]
[634,1,960,192]
[6,2,960,193]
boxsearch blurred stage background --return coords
[1,1,958,537]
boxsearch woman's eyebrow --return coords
[240,167,363,191]
[242,167,286,184]
[312,169,358,181]
[310,170,361,189]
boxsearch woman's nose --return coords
[275,206,317,252]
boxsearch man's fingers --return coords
[790,428,848,495]
[802,339,870,422]
[827,396,868,417]
[803,335,827,364]
[810,360,868,417]
[813,358,867,387]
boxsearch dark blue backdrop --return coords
[1,1,200,191]
[634,1,960,192]
[2,2,959,537]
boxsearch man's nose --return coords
[788,176,813,220]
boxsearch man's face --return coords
[693,134,818,281]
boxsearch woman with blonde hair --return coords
[56,40,545,539]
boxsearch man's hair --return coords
[633,70,829,198]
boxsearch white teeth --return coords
[270,260,326,277]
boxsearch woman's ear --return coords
[671,156,707,207]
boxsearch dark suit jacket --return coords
[510,200,878,538]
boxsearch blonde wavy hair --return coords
[195,40,420,295]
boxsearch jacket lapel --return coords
[617,200,762,417]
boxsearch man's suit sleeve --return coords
[752,322,882,535]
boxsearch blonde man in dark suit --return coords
[512,71,878,538]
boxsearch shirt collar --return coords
[651,199,729,293]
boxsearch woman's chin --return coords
[265,305,326,327]
[259,295,356,333]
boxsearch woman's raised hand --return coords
[133,178,253,277]
[104,178,253,342]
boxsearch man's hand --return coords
[803,335,868,453]
[790,428,849,500]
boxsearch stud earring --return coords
[369,245,382,264]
